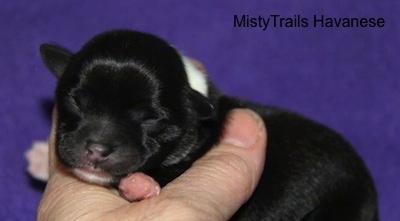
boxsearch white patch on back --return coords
[181,56,208,97]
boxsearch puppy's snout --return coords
[85,142,113,163]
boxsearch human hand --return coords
[37,108,267,220]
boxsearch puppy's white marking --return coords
[181,56,208,97]
[73,168,114,185]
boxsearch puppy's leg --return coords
[25,141,49,181]
[119,172,161,202]
[301,188,379,221]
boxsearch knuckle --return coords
[198,150,255,195]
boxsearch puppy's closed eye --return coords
[125,106,171,135]
[141,118,167,134]
[128,107,160,122]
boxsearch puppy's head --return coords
[40,30,214,185]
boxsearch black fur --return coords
[40,30,378,220]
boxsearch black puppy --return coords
[40,30,378,220]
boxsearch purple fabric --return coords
[1,1,398,220]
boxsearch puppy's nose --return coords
[85,142,113,163]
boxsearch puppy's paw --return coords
[25,141,49,181]
[118,172,161,202]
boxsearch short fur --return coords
[40,30,378,220]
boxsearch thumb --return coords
[161,109,267,220]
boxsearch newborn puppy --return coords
[40,30,378,220]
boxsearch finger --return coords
[160,109,267,220]
[47,106,59,176]
[47,107,76,177]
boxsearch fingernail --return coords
[221,109,264,148]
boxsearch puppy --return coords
[40,30,378,220]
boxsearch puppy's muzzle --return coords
[85,142,114,164]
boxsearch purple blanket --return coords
[1,1,398,220]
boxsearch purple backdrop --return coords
[1,1,398,220]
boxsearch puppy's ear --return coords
[39,44,72,78]
[188,89,214,120]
